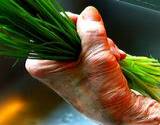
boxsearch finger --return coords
[25,59,54,78]
[65,12,78,24]
[119,50,126,60]
[107,38,121,61]
[61,12,78,24]
[25,59,76,78]
[107,38,126,60]
[77,6,110,53]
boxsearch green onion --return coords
[0,0,160,101]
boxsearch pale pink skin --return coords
[26,7,160,125]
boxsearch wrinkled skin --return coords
[26,7,160,125]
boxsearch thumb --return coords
[77,6,110,54]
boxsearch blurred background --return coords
[0,0,160,125]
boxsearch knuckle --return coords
[107,38,114,46]
[94,50,117,66]
[85,22,106,38]
[85,46,117,67]
[79,21,106,41]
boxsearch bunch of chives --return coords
[0,0,160,101]
[0,0,81,60]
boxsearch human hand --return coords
[25,6,130,124]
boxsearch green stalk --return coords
[120,55,160,101]
[0,0,160,101]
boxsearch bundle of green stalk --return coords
[0,0,160,101]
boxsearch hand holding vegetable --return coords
[26,7,160,124]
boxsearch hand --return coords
[25,6,128,124]
[26,6,160,124]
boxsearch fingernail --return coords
[81,6,101,21]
